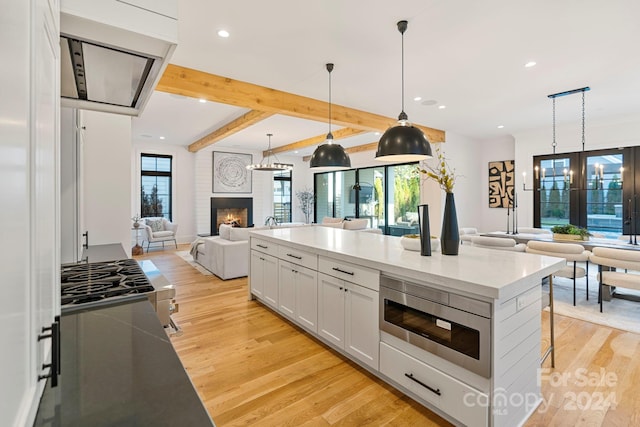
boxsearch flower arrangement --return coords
[131,214,142,228]
[296,188,315,224]
[418,147,457,193]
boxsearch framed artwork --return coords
[212,151,252,193]
[488,160,514,208]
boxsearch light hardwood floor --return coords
[138,246,640,426]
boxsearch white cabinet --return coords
[250,250,278,308]
[278,260,318,333]
[318,272,379,370]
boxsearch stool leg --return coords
[573,261,577,306]
[549,275,555,368]
[586,261,589,301]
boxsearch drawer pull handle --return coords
[257,244,268,249]
[287,253,302,260]
[332,267,354,276]
[404,373,441,396]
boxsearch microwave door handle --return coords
[404,373,441,396]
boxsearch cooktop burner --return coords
[61,259,154,306]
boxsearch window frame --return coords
[140,153,173,220]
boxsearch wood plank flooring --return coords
[138,246,640,426]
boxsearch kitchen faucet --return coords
[264,216,279,226]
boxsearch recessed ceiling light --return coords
[374,132,381,136]
[217,30,230,38]
[421,99,438,106]
[497,125,504,129]
[438,105,446,110]
[524,61,536,68]
[413,96,422,102]
[294,151,299,154]
[159,136,166,140]
[199,99,207,103]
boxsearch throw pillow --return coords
[146,218,164,232]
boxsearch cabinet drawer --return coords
[278,245,317,270]
[380,342,488,427]
[251,238,278,256]
[319,256,379,291]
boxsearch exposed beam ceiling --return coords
[264,127,366,156]
[157,64,445,149]
[188,110,274,152]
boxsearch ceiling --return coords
[132,0,640,158]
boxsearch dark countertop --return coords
[80,243,128,263]
[34,297,214,427]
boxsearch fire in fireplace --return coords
[210,197,253,235]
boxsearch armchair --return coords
[142,217,178,252]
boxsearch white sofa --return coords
[194,223,308,280]
[318,217,383,234]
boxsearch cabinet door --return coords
[250,250,264,298]
[318,273,345,348]
[278,260,296,320]
[262,254,279,309]
[345,282,379,370]
[295,266,318,333]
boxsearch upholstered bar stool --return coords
[589,247,640,312]
[470,236,526,252]
[525,241,591,306]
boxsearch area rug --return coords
[175,250,213,276]
[548,273,640,334]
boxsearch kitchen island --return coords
[249,226,565,427]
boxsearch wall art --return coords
[213,151,252,193]
[488,160,514,208]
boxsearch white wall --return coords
[82,110,132,255]
[131,141,196,243]
[515,112,640,228]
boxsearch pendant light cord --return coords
[397,21,408,122]
[581,90,586,152]
[326,63,334,142]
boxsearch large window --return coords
[141,153,172,220]
[314,162,418,235]
[273,168,292,223]
[533,148,630,238]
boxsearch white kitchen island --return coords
[249,226,565,427]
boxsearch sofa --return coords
[318,217,383,234]
[193,222,308,280]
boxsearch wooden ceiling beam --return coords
[187,110,273,153]
[158,64,445,144]
[264,127,366,156]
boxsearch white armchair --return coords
[142,217,178,252]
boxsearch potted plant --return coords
[131,214,142,228]
[550,224,591,241]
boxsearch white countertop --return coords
[250,226,566,301]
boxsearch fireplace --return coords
[210,197,253,235]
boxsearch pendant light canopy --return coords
[246,133,292,171]
[310,63,351,171]
[376,20,433,162]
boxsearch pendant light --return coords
[246,133,292,171]
[309,63,351,171]
[376,20,433,162]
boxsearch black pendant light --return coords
[310,63,351,171]
[246,133,292,171]
[376,20,433,162]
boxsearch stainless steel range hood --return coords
[60,0,178,116]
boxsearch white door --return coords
[262,254,278,309]
[317,273,345,348]
[250,251,264,298]
[295,266,318,333]
[345,282,379,370]
[278,261,296,319]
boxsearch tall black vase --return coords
[441,192,460,255]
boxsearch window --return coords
[141,154,172,220]
[533,148,630,238]
[314,162,417,235]
[273,168,292,223]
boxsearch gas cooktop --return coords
[61,259,154,306]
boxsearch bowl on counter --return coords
[400,234,440,252]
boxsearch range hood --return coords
[60,0,178,116]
